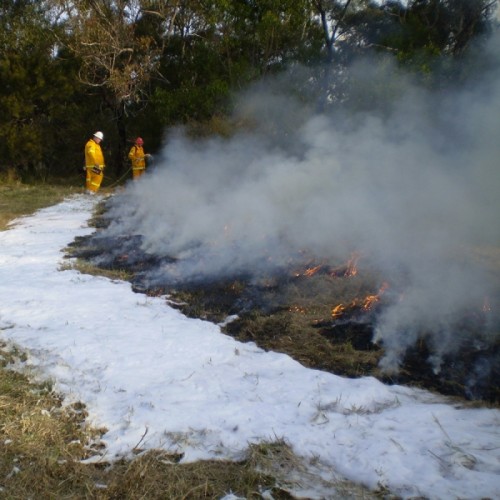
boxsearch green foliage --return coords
[0,184,81,230]
[0,0,498,181]
[150,0,323,129]
[373,0,495,76]
[0,1,46,175]
[0,1,95,181]
[151,81,230,126]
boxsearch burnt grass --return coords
[66,207,500,405]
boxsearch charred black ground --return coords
[66,201,500,404]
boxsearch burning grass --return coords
[67,224,387,381]
[66,198,500,405]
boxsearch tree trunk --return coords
[115,104,128,178]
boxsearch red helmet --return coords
[135,137,144,145]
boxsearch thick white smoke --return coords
[105,32,500,372]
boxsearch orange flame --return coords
[344,251,361,277]
[304,265,322,277]
[363,294,379,310]
[331,282,389,318]
[363,282,389,311]
[332,303,346,318]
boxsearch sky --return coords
[0,195,499,499]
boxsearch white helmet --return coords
[93,131,104,140]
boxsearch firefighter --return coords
[84,131,105,194]
[128,137,151,180]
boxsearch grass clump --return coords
[0,343,104,498]
[60,259,134,282]
[100,451,283,499]
[0,183,81,231]
[225,309,382,378]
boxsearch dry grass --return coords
[0,183,82,230]
[0,340,285,499]
[0,340,382,499]
[0,342,103,498]
[169,272,385,379]
[60,259,134,282]
[224,308,381,378]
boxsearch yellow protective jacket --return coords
[128,145,146,170]
[85,139,105,168]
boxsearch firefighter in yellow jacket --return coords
[128,137,151,180]
[85,131,105,194]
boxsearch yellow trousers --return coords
[86,166,104,192]
[132,167,145,180]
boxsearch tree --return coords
[49,0,176,174]
[0,0,83,180]
[374,0,497,62]
[147,0,323,132]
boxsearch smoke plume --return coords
[104,33,500,374]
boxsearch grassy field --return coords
[0,183,82,230]
[0,181,383,499]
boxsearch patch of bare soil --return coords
[66,207,500,405]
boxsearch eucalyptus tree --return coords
[48,0,178,174]
[0,0,84,180]
[308,0,498,108]
[308,1,375,107]
[363,0,497,66]
[145,0,324,131]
